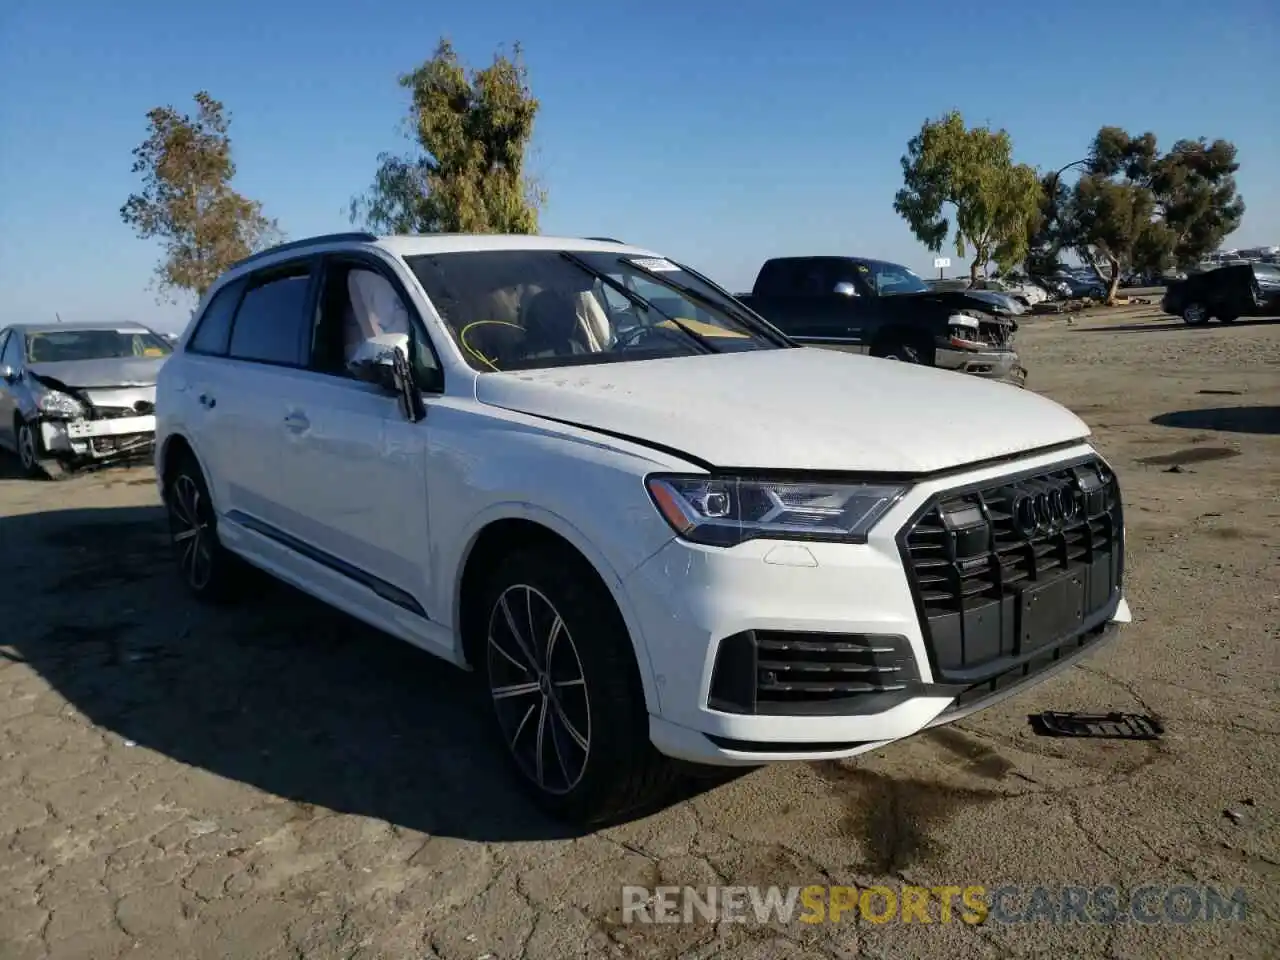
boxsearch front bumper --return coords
[38,414,157,462]
[624,442,1129,766]
[935,345,1024,382]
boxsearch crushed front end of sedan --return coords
[0,323,172,478]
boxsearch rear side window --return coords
[189,280,244,355]
[227,268,313,366]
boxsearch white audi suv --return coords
[154,232,1131,824]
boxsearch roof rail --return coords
[231,232,379,269]
[585,236,624,243]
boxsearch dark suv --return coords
[1161,262,1280,325]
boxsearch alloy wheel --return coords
[487,584,591,795]
[169,474,214,591]
[17,424,36,472]
[1184,303,1207,324]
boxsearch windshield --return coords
[24,329,173,364]
[406,249,785,372]
[860,261,930,295]
[1253,264,1280,281]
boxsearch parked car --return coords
[0,322,170,478]
[1161,261,1280,324]
[736,256,1023,382]
[156,231,1131,825]
[1032,276,1075,299]
[1053,271,1107,300]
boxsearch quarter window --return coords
[227,268,313,366]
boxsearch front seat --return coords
[522,289,590,357]
[344,269,411,364]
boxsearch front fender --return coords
[422,402,690,717]
[447,500,667,714]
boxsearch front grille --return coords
[90,433,153,456]
[899,455,1123,684]
[708,630,919,716]
[90,401,154,419]
[978,320,1012,349]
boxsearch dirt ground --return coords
[1,306,1277,960]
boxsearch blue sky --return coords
[1,0,1276,331]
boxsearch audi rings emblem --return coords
[1009,479,1079,537]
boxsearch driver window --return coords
[310,261,441,386]
[1,332,20,368]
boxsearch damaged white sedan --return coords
[0,322,171,479]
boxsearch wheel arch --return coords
[451,505,662,715]
[869,322,936,359]
[158,432,213,503]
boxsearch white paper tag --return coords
[630,257,679,272]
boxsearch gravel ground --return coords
[1,306,1277,959]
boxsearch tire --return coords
[1182,302,1209,326]
[164,453,242,603]
[477,543,678,825]
[13,415,68,480]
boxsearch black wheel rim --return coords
[487,584,591,795]
[169,474,214,590]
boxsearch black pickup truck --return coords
[1161,261,1280,325]
[736,256,1024,383]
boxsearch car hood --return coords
[880,289,1016,321]
[26,356,167,389]
[476,347,1090,473]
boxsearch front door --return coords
[0,330,19,449]
[270,256,439,630]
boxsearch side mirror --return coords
[346,333,425,423]
[833,282,858,298]
[0,365,16,383]
[347,333,409,388]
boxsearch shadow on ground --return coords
[1151,405,1280,437]
[2,504,737,843]
[1072,316,1280,334]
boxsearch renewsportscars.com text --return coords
[621,883,1249,926]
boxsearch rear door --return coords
[188,261,318,533]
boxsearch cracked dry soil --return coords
[1,306,1277,959]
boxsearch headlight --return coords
[35,388,87,419]
[646,475,906,547]
[947,313,988,349]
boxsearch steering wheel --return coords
[613,322,691,352]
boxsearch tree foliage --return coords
[1044,127,1245,302]
[893,112,1042,281]
[120,92,280,301]
[350,39,544,234]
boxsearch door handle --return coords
[198,393,216,409]
[283,412,310,433]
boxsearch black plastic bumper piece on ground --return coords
[1029,710,1163,740]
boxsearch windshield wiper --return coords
[557,252,715,354]
[622,258,791,347]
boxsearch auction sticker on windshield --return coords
[629,257,680,272]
